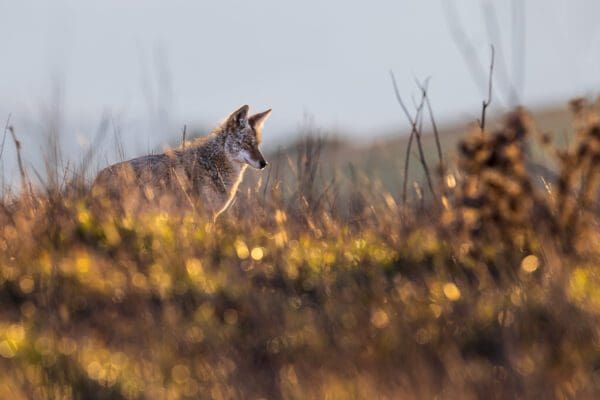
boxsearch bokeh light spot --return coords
[251,247,264,261]
[18,275,34,294]
[443,283,461,301]
[521,255,539,273]
[371,308,389,329]
[235,240,249,260]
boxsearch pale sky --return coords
[0,1,599,179]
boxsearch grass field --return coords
[1,100,600,399]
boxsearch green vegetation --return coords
[1,101,600,399]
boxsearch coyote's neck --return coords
[183,133,245,193]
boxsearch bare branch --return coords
[9,126,31,198]
[390,72,418,205]
[413,100,437,202]
[181,124,187,150]
[415,78,444,169]
[389,72,437,204]
[481,1,519,105]
[402,130,416,205]
[0,114,11,163]
[389,71,413,122]
[480,45,495,133]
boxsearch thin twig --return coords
[390,72,417,205]
[402,127,416,205]
[413,101,437,201]
[479,45,495,133]
[30,165,50,198]
[9,126,31,198]
[389,71,414,122]
[415,78,444,168]
[181,124,187,150]
[481,1,519,105]
[390,72,436,204]
[0,114,11,163]
[0,114,11,198]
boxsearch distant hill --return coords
[255,104,573,199]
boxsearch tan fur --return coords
[91,105,271,218]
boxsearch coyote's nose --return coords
[259,160,268,169]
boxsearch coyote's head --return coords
[223,105,271,170]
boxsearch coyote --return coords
[92,105,271,218]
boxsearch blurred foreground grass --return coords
[2,102,600,399]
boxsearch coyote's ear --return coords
[228,104,250,128]
[249,109,272,132]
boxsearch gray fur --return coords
[92,105,271,217]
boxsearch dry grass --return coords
[1,100,600,399]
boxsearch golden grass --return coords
[1,101,600,398]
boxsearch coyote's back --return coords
[92,105,272,217]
